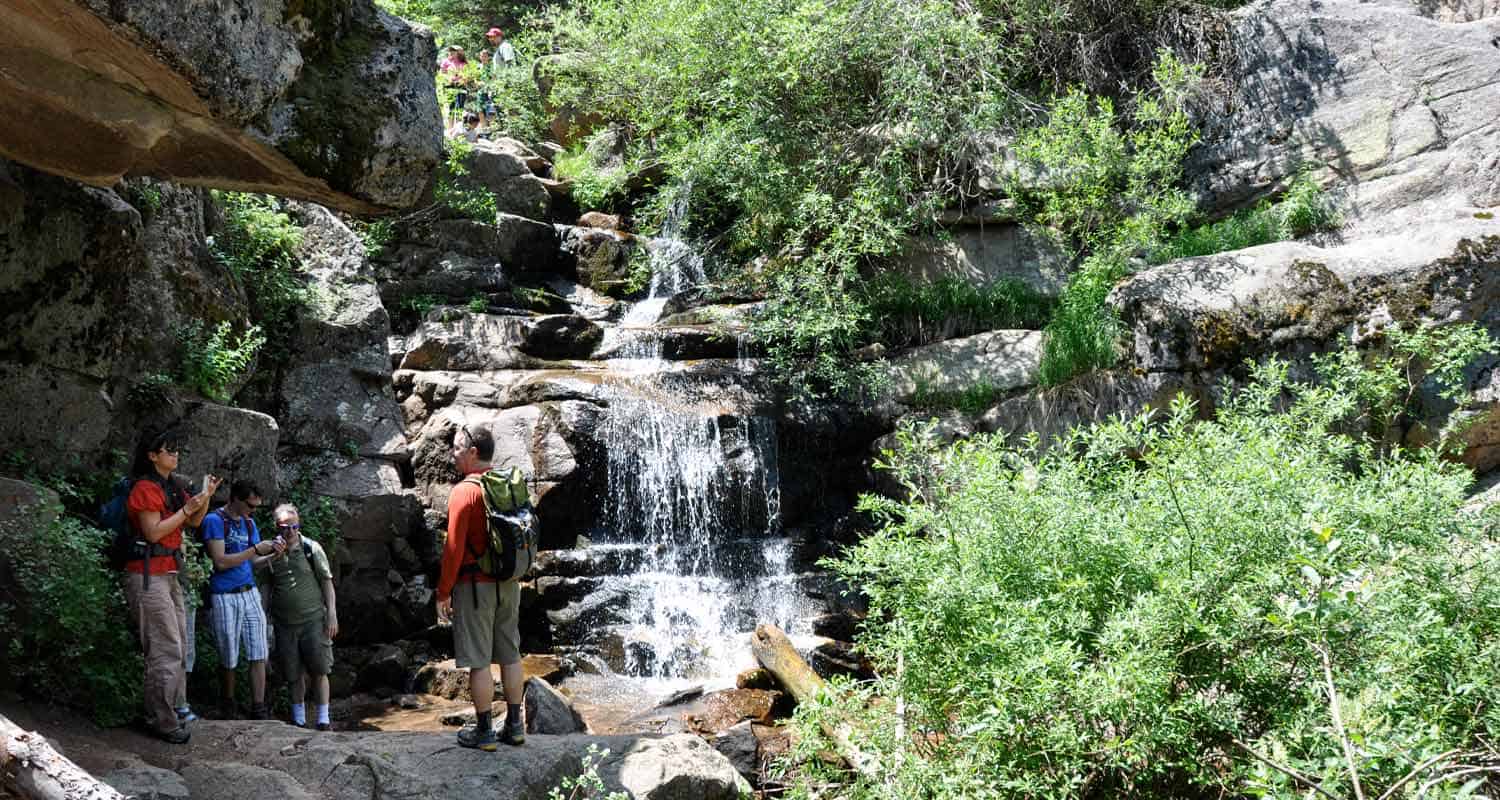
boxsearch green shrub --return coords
[1153,171,1341,263]
[352,218,396,259]
[467,293,489,313]
[175,320,267,404]
[0,510,144,726]
[212,192,310,373]
[910,378,1005,415]
[547,745,629,800]
[554,148,630,212]
[792,325,1500,800]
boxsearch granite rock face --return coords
[0,0,442,212]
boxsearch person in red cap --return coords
[485,27,516,68]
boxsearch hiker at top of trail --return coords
[485,27,516,67]
[200,479,283,720]
[257,502,338,731]
[121,429,219,744]
[437,424,527,750]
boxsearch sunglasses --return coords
[277,523,301,531]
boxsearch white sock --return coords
[316,704,330,725]
[291,703,306,726]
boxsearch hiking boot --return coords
[249,703,271,721]
[499,718,525,747]
[456,723,498,751]
[155,725,191,745]
[175,705,198,723]
[315,722,331,732]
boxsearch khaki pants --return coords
[123,573,188,734]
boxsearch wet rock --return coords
[735,668,776,691]
[810,612,861,642]
[524,677,589,734]
[495,214,566,273]
[413,656,569,700]
[563,226,637,297]
[807,641,876,682]
[102,766,190,800]
[357,644,410,692]
[397,313,599,371]
[656,685,704,708]
[712,720,759,784]
[0,0,442,211]
[689,689,789,734]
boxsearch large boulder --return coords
[101,766,191,800]
[1189,0,1500,230]
[0,0,442,211]
[174,402,282,501]
[524,676,590,735]
[398,313,602,371]
[882,330,1044,405]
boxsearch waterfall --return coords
[580,186,812,684]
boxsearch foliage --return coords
[1012,54,1202,386]
[791,326,1500,800]
[479,59,551,143]
[748,261,877,400]
[127,373,176,410]
[125,181,164,217]
[175,320,266,404]
[352,218,396,259]
[435,138,499,221]
[554,147,631,212]
[0,510,143,726]
[546,745,630,800]
[861,274,1053,348]
[1153,170,1340,263]
[403,294,441,321]
[467,293,489,313]
[211,192,310,374]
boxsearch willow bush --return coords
[790,324,1500,799]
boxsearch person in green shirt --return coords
[258,503,339,730]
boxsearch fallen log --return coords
[0,715,123,800]
[750,624,878,780]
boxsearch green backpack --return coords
[462,467,538,583]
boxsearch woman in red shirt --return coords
[123,430,218,743]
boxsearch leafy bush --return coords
[212,192,309,373]
[554,147,631,212]
[792,325,1500,799]
[175,320,266,403]
[352,218,396,259]
[547,745,629,800]
[0,509,144,726]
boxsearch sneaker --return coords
[315,722,331,732]
[155,725,191,745]
[499,718,525,747]
[175,706,198,723]
[456,723,498,751]
[249,703,271,721]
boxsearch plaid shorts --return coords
[209,589,268,668]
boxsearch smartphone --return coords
[201,474,213,495]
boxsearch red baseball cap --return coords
[486,27,503,37]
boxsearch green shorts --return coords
[275,617,334,677]
[453,579,521,668]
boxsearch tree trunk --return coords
[750,623,878,779]
[0,715,123,800]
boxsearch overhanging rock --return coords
[0,0,443,213]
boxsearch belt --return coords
[214,584,257,595]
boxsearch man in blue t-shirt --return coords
[201,480,283,719]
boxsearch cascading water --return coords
[574,187,816,690]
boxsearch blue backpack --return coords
[100,475,183,574]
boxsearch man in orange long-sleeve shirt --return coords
[436,424,526,750]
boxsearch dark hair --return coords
[460,424,495,461]
[463,111,480,125]
[230,479,262,503]
[130,428,181,478]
